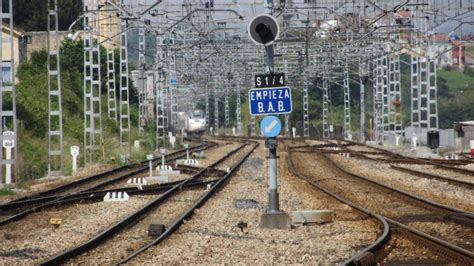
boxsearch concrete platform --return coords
[260,211,291,229]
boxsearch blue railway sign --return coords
[260,116,282,138]
[248,86,292,116]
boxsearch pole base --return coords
[260,211,291,229]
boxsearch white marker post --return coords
[292,127,296,138]
[395,136,400,146]
[146,154,154,177]
[134,140,140,150]
[170,136,176,148]
[412,135,418,149]
[210,127,214,136]
[184,143,189,160]
[232,127,236,136]
[2,131,14,184]
[70,145,80,176]
[160,148,167,168]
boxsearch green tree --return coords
[13,0,83,31]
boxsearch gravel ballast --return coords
[328,154,474,212]
[292,151,473,254]
[0,196,155,264]
[129,141,381,264]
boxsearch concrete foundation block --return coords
[291,210,333,224]
[103,191,129,202]
[260,212,291,229]
[127,177,147,185]
[159,170,180,176]
[146,176,169,182]
[148,224,166,237]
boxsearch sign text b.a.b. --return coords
[248,87,292,116]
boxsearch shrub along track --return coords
[0,142,215,225]
[34,140,257,265]
[287,140,473,265]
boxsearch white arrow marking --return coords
[265,119,278,133]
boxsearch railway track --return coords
[310,140,474,191]
[0,142,215,225]
[340,139,474,170]
[286,141,473,265]
[33,140,257,265]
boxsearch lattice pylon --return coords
[411,54,420,128]
[224,93,229,129]
[413,56,438,131]
[205,88,210,129]
[155,33,166,147]
[47,0,64,175]
[373,56,385,143]
[358,61,367,142]
[0,0,17,184]
[214,93,219,130]
[303,81,309,137]
[119,17,130,150]
[138,27,146,133]
[343,65,351,139]
[322,79,330,139]
[107,49,117,121]
[388,54,402,135]
[235,90,242,135]
[83,2,103,164]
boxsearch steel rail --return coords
[318,149,474,218]
[284,141,390,265]
[38,142,250,265]
[0,161,204,214]
[118,141,259,264]
[287,141,473,265]
[0,143,214,224]
[290,142,473,264]
[342,140,474,172]
[4,142,211,204]
[390,164,474,189]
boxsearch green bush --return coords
[0,188,15,196]
[14,40,155,182]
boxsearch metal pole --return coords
[138,27,146,134]
[343,63,351,140]
[262,0,286,226]
[267,138,279,212]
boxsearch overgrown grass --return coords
[438,69,474,91]
[0,188,15,196]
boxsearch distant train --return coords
[176,110,206,136]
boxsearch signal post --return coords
[248,14,292,229]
